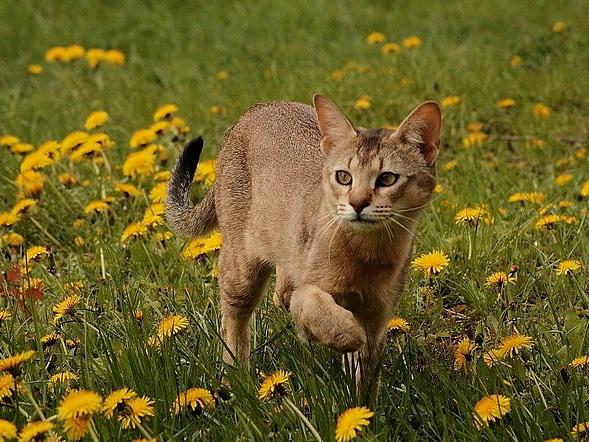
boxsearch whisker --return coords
[387,216,415,237]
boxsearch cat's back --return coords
[218,100,322,180]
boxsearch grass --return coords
[1,0,588,440]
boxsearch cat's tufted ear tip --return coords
[393,101,442,165]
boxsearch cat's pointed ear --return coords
[313,94,357,154]
[392,101,442,165]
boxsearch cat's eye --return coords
[376,172,399,187]
[335,170,352,186]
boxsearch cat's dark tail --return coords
[165,137,218,237]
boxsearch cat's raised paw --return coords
[325,310,367,353]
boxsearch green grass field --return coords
[1,1,589,440]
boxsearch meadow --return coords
[1,0,589,440]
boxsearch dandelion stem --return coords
[23,384,46,420]
[136,421,154,440]
[88,418,101,442]
[284,397,323,442]
[29,216,60,246]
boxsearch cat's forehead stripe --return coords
[356,128,388,166]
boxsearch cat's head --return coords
[313,94,441,231]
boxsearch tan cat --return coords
[166,94,441,394]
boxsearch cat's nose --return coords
[350,201,370,214]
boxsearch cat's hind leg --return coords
[218,247,272,366]
[289,284,366,353]
[272,268,295,311]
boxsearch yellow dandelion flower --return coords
[216,70,230,80]
[17,420,54,442]
[83,200,110,215]
[485,271,516,287]
[121,223,148,242]
[0,310,12,325]
[552,21,567,33]
[85,48,105,68]
[1,232,24,247]
[354,96,371,110]
[20,151,54,173]
[49,371,79,385]
[41,332,61,347]
[496,98,516,108]
[154,170,171,182]
[157,315,189,339]
[402,35,422,48]
[118,396,155,429]
[533,103,551,119]
[382,42,401,54]
[150,120,170,135]
[510,55,522,66]
[0,350,35,375]
[115,183,142,197]
[63,44,85,61]
[558,199,574,209]
[149,182,167,203]
[103,388,138,418]
[542,438,563,442]
[154,231,173,242]
[335,406,374,442]
[0,418,17,441]
[579,180,589,198]
[498,334,533,358]
[11,199,37,216]
[466,122,484,133]
[441,96,461,108]
[387,317,410,333]
[462,131,488,148]
[454,337,477,371]
[171,388,215,414]
[195,159,216,186]
[58,389,102,420]
[570,355,589,369]
[366,32,385,44]
[169,116,190,134]
[571,421,589,437]
[61,131,89,155]
[473,394,510,429]
[535,214,565,230]
[0,212,20,227]
[180,232,223,260]
[455,207,492,225]
[53,294,82,324]
[25,246,48,262]
[153,104,178,122]
[434,184,443,193]
[508,192,545,204]
[104,49,125,65]
[16,170,44,196]
[69,141,103,162]
[411,251,449,277]
[62,415,90,441]
[123,147,157,177]
[209,105,224,115]
[483,348,506,367]
[330,69,345,81]
[129,128,157,149]
[556,260,581,276]
[0,373,16,400]
[10,143,35,154]
[58,173,78,186]
[554,173,572,186]
[258,370,290,400]
[0,135,20,147]
[27,64,43,75]
[45,46,66,62]
[84,111,109,130]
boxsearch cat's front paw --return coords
[324,310,366,353]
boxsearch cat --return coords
[166,94,441,395]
